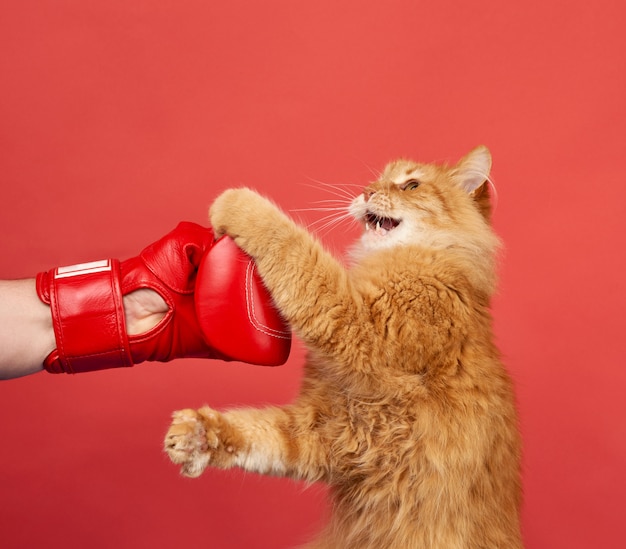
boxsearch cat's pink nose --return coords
[363,190,375,202]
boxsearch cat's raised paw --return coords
[209,187,278,247]
[164,407,241,477]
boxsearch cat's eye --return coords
[403,179,421,191]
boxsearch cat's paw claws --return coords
[164,407,240,477]
[164,408,212,478]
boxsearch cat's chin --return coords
[354,225,404,254]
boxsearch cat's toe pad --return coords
[164,409,211,477]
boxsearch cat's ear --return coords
[452,146,492,196]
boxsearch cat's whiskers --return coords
[362,163,382,181]
[290,202,350,215]
[308,210,358,237]
[291,199,351,211]
[301,178,361,202]
[293,179,361,237]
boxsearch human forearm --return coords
[0,279,54,379]
[0,280,167,380]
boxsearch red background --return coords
[1,1,625,548]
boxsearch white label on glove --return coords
[55,259,111,279]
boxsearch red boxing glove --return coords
[195,235,292,366]
[36,222,291,374]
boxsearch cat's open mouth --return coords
[364,211,401,235]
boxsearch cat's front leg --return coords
[164,405,302,479]
[164,407,244,477]
[209,188,359,360]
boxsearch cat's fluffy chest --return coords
[344,246,478,373]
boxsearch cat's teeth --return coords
[363,216,392,235]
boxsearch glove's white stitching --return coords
[245,260,290,339]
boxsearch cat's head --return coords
[348,146,500,262]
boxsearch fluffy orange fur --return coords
[165,146,523,548]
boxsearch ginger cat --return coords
[165,146,523,548]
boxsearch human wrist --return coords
[123,289,168,336]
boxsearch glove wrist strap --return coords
[37,259,134,374]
